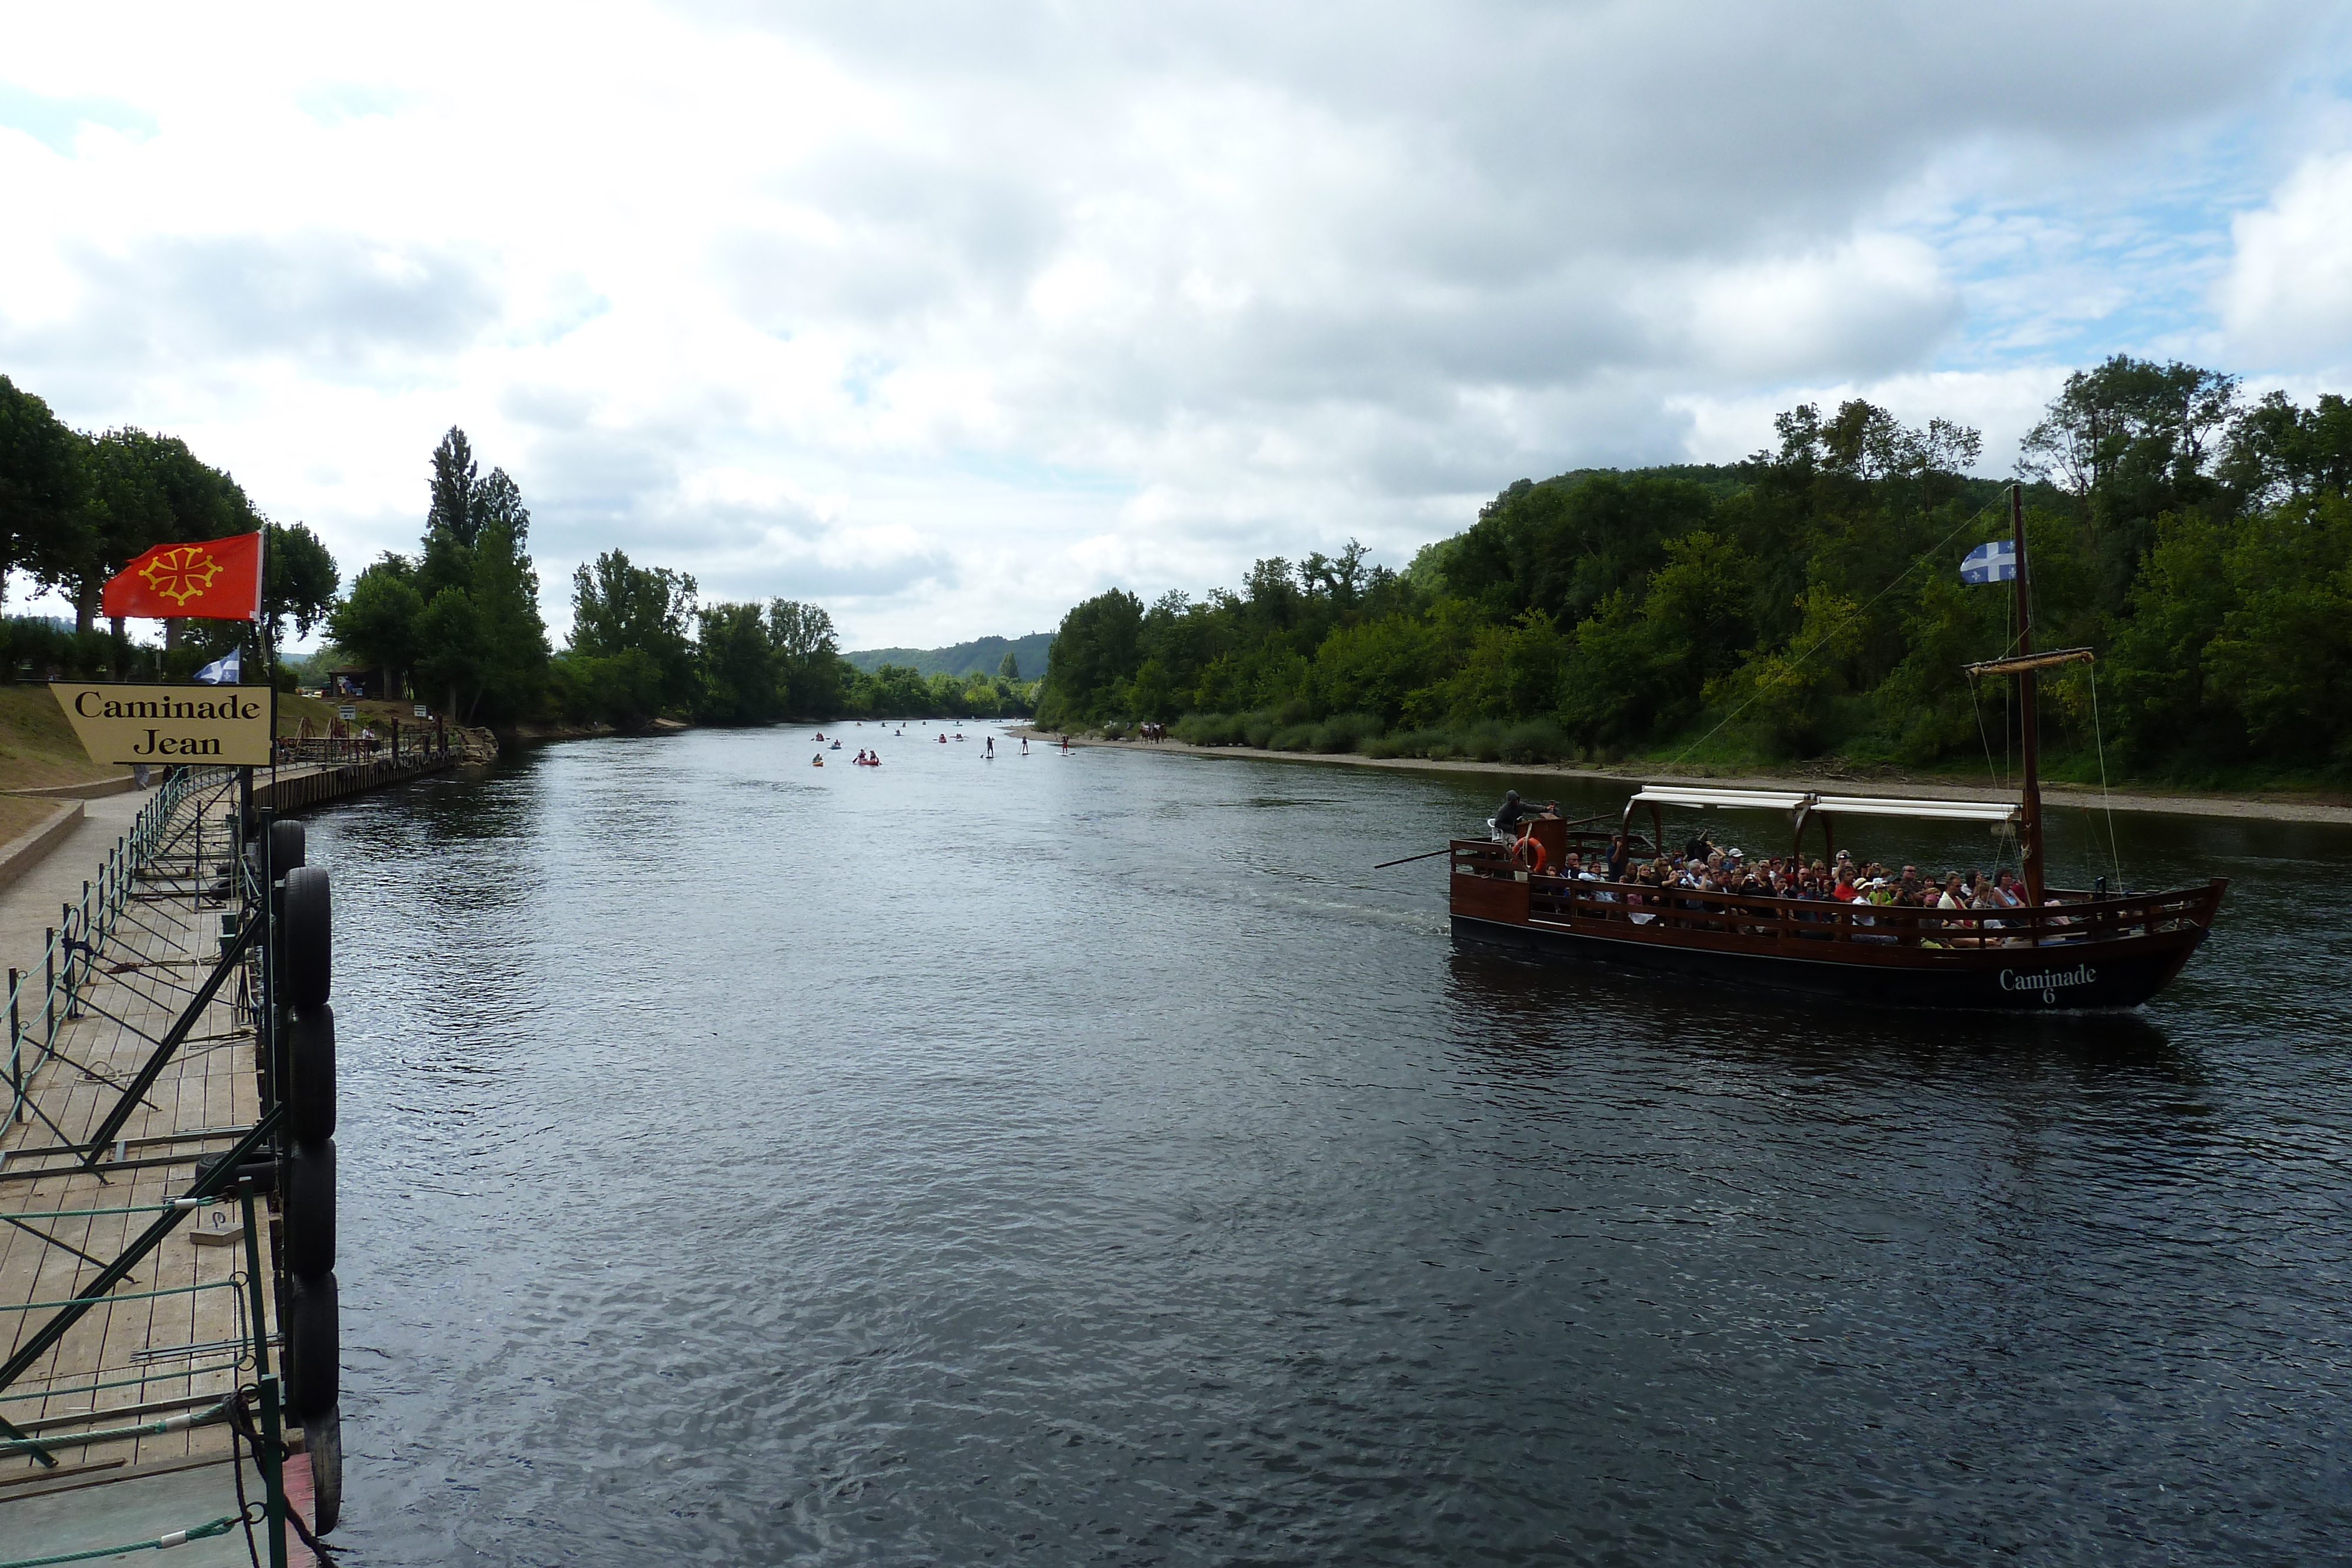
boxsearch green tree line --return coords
[1,373,339,681]
[320,427,1037,726]
[2,379,1030,727]
[1036,359,2352,783]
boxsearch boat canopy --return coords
[1624,784,2018,825]
[1809,793,2018,824]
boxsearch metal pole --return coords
[238,1180,291,1568]
[2010,483,2043,907]
[6,971,18,1125]
[42,928,54,1050]
[258,803,278,1126]
[60,904,76,1021]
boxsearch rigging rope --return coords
[1668,499,2007,767]
[2089,661,2125,889]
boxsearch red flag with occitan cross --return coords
[99,531,265,621]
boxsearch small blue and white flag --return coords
[192,647,241,684]
[1960,539,2017,584]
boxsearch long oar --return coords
[1373,847,1455,870]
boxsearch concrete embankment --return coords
[1014,726,2352,828]
[0,800,83,895]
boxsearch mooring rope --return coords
[0,1516,238,1568]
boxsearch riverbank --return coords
[1011,726,2352,826]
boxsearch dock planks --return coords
[0,770,269,1491]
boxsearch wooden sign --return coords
[51,681,273,766]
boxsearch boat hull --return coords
[1451,911,2207,1010]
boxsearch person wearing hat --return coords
[1492,789,1555,837]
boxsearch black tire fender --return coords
[269,820,306,878]
[285,1138,335,1281]
[286,1005,335,1145]
[286,1271,339,1418]
[306,1400,343,1534]
[282,866,331,1009]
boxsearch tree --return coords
[2203,496,2352,764]
[2221,390,2352,507]
[465,510,549,722]
[264,521,340,650]
[1035,589,1143,726]
[0,375,85,611]
[395,427,551,721]
[570,549,698,711]
[768,599,841,717]
[64,429,260,634]
[696,601,777,724]
[2016,356,2240,611]
[419,427,481,601]
[998,649,1021,680]
[329,555,426,701]
[412,586,492,718]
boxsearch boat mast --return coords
[2010,482,2043,906]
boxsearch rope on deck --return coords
[0,1515,236,1567]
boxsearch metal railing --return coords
[5,766,225,1127]
[275,727,450,768]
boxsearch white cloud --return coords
[0,0,2340,646]
[2219,149,2352,369]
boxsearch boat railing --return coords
[1449,840,2226,952]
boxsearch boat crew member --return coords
[1494,790,1555,835]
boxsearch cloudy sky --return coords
[4,1,2349,649]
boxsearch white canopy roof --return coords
[1626,784,2018,824]
[1626,785,1809,811]
[1810,793,2018,824]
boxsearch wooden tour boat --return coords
[1448,486,2227,1010]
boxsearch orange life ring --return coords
[1511,832,1547,874]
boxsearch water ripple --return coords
[310,731,2352,1564]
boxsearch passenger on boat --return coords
[1626,865,1659,924]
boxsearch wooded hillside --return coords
[1035,358,2352,784]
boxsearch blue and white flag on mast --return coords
[192,646,241,684]
[1960,539,2017,584]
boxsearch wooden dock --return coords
[0,769,316,1564]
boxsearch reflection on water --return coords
[311,733,2352,1564]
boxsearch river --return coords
[310,726,2350,1564]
